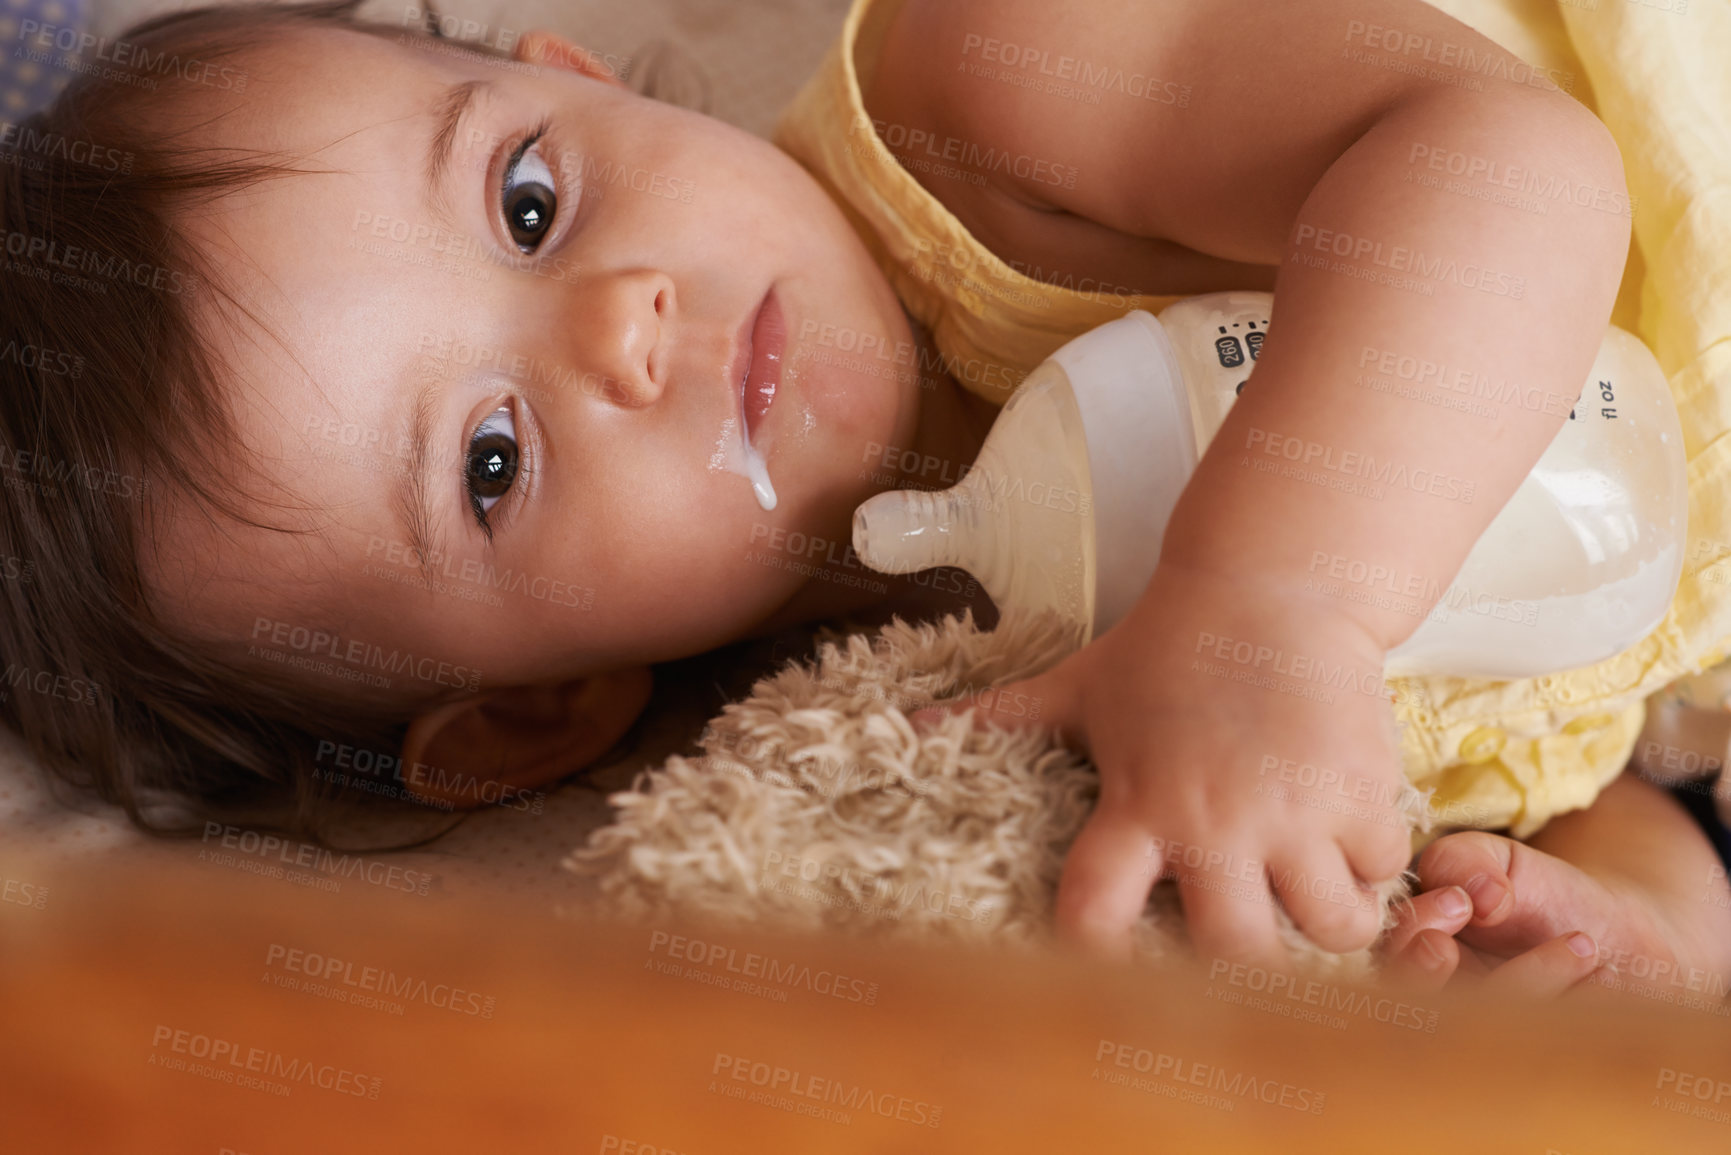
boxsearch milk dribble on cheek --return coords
[709,416,778,511]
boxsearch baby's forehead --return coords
[234,23,479,118]
[192,26,493,228]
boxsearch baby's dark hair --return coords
[0,0,697,842]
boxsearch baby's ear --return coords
[512,30,630,89]
[399,669,653,809]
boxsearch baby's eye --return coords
[501,138,557,253]
[466,405,519,529]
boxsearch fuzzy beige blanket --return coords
[568,609,1429,978]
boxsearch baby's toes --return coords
[1417,830,1640,965]
[1414,830,1517,928]
[1382,885,1473,957]
[1381,928,1460,993]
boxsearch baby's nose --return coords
[553,269,672,408]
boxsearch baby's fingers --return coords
[1271,842,1383,954]
[910,648,1089,745]
[1054,809,1160,962]
[1177,851,1291,973]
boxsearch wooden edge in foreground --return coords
[1,850,1728,1153]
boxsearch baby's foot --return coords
[1414,832,1731,1003]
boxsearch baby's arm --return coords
[901,0,1630,961]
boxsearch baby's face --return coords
[150,26,921,702]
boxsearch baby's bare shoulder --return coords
[876,0,1547,256]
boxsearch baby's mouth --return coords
[714,283,784,512]
[738,284,785,446]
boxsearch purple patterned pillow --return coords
[3,0,89,120]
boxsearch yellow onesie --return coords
[771,0,1731,841]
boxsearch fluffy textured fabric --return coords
[568,608,1428,978]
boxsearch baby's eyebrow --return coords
[393,379,441,580]
[424,79,494,232]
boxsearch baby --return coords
[2,0,1726,997]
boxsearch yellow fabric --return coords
[771,0,1731,840]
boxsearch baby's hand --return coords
[919,563,1414,966]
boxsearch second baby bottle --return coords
[851,292,1687,680]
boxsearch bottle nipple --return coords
[853,487,977,575]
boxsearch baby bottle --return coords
[851,292,1687,679]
